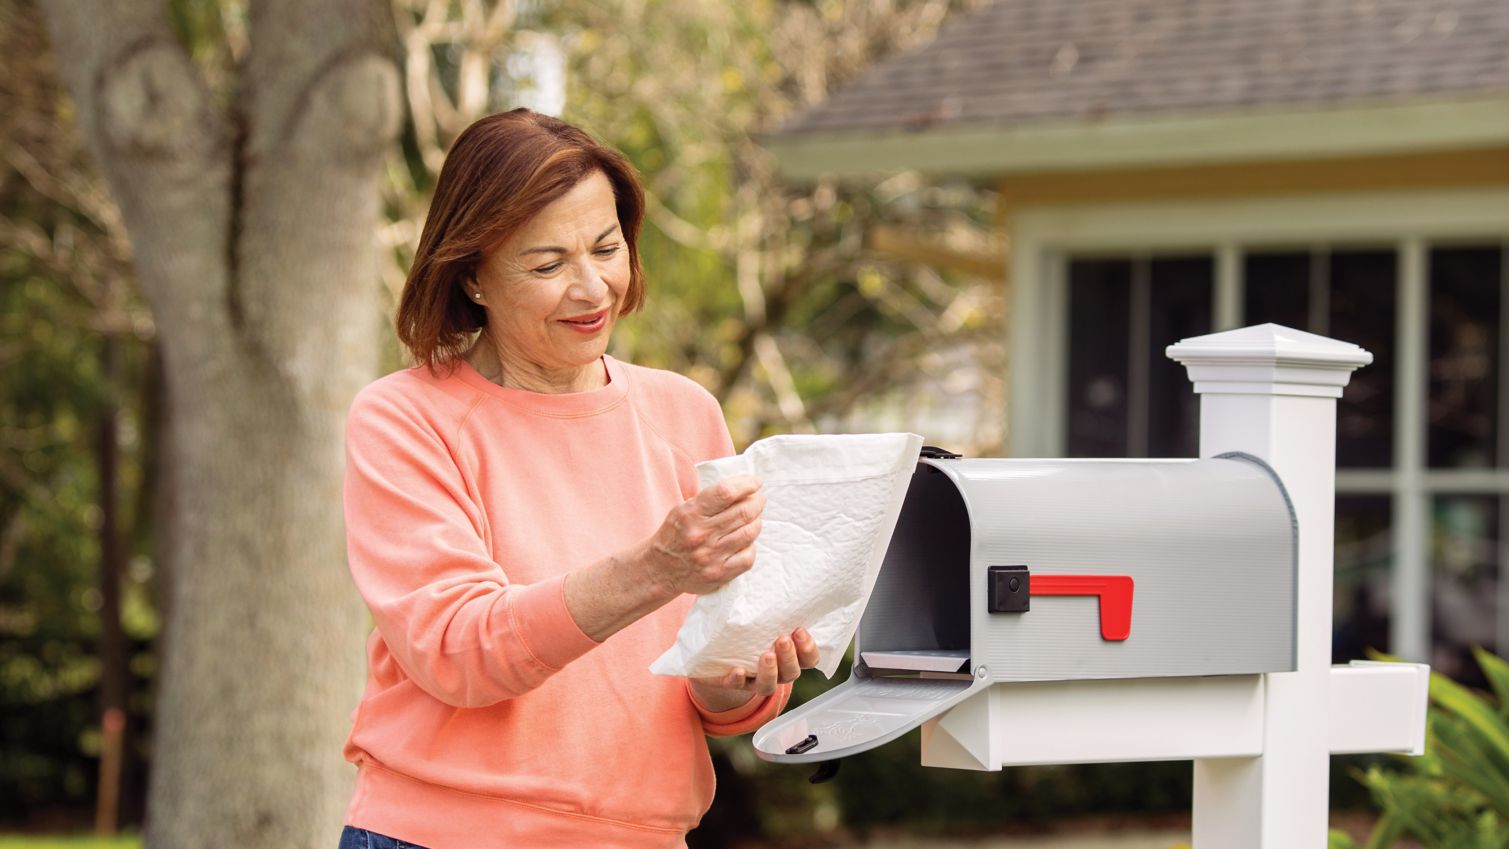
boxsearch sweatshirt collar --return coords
[453,355,628,417]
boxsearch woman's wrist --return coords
[633,537,682,601]
[563,547,680,642]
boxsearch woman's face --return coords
[469,170,630,386]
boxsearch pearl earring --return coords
[472,292,482,300]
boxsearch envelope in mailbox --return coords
[650,432,924,680]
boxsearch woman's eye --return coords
[533,262,564,275]
[594,244,621,257]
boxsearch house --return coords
[764,0,1509,681]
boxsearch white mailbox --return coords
[754,452,1297,764]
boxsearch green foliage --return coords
[550,0,1002,447]
[1352,649,1509,849]
[0,256,159,827]
[0,836,139,849]
[0,1,158,826]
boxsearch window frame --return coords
[1008,188,1509,663]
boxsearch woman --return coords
[339,109,819,848]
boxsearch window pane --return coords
[1067,259,1131,457]
[1330,250,1397,468]
[1431,495,1501,688]
[1333,496,1392,663]
[1148,257,1213,457]
[1243,252,1310,330]
[1428,247,1503,469]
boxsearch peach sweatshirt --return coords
[341,355,791,848]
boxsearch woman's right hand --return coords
[642,475,765,596]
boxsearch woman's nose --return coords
[568,259,610,302]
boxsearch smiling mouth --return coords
[559,309,610,331]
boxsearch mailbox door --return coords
[752,675,987,764]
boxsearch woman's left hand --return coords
[688,628,820,711]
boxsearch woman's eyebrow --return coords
[519,224,621,256]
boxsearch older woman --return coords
[338,109,819,849]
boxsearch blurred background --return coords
[3,0,1507,846]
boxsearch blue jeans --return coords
[338,826,430,849]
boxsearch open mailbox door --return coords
[753,671,989,764]
[754,456,985,764]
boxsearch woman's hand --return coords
[688,628,821,712]
[642,475,766,597]
[564,475,764,643]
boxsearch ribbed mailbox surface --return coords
[755,453,1296,765]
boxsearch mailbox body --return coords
[753,453,1297,764]
[863,453,1297,683]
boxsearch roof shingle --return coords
[774,0,1509,138]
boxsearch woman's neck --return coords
[465,337,607,394]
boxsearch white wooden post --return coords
[1167,323,1374,848]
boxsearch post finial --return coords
[1166,323,1373,398]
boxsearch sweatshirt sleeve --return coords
[687,681,793,737]
[343,384,601,708]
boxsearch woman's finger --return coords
[708,543,756,584]
[708,491,765,539]
[713,515,762,554]
[792,628,821,669]
[724,667,749,690]
[754,651,779,696]
[694,476,762,516]
[774,635,801,683]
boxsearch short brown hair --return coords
[396,109,647,371]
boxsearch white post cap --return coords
[1166,323,1373,398]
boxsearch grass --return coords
[0,837,140,849]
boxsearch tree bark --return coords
[41,1,400,845]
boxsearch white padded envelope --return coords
[650,432,924,679]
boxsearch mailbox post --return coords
[1171,323,1425,847]
[754,324,1429,849]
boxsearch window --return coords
[1058,240,1507,680]
[1066,255,1211,458]
[1242,248,1396,468]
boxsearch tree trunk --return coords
[95,325,127,837]
[41,2,401,845]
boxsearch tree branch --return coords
[644,191,730,254]
[753,334,812,431]
[397,0,450,173]
[713,249,853,401]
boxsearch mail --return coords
[650,432,923,680]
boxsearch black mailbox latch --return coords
[988,564,1030,613]
[785,734,819,755]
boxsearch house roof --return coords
[767,0,1509,178]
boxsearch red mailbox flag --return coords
[1033,575,1135,641]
